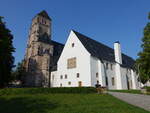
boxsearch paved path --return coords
[109,92,150,112]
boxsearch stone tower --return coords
[24,10,53,87]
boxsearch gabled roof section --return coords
[37,10,51,20]
[72,30,135,69]
[51,40,64,71]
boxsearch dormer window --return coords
[72,43,75,47]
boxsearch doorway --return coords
[78,81,82,87]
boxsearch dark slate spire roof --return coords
[72,30,135,69]
[37,10,51,20]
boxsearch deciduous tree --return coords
[136,13,150,84]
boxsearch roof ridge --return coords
[72,30,114,51]
[73,30,134,59]
[72,30,135,68]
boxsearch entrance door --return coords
[78,81,82,87]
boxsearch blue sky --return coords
[0,0,150,64]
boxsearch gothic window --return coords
[67,57,76,69]
[77,73,80,78]
[38,46,43,56]
[96,72,98,78]
[112,77,115,86]
[39,26,43,34]
[44,49,50,54]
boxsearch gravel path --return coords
[109,92,150,112]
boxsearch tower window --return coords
[65,74,67,79]
[72,43,75,47]
[77,73,80,78]
[96,72,98,78]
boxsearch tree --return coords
[12,61,26,83]
[0,16,15,88]
[136,13,150,84]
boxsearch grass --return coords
[0,88,149,113]
[0,87,96,95]
[109,90,142,94]
[109,89,150,95]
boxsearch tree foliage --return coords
[136,13,150,84]
[12,61,26,83]
[0,16,15,87]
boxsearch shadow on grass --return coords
[0,96,58,113]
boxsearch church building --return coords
[24,11,140,90]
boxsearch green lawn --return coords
[0,88,149,113]
[109,89,150,95]
[109,90,142,94]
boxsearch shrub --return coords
[0,87,97,96]
[145,86,150,92]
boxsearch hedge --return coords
[0,87,97,96]
[145,86,150,92]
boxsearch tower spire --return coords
[37,10,51,20]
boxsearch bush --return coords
[144,86,150,92]
[0,87,97,96]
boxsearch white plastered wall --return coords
[51,31,91,87]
